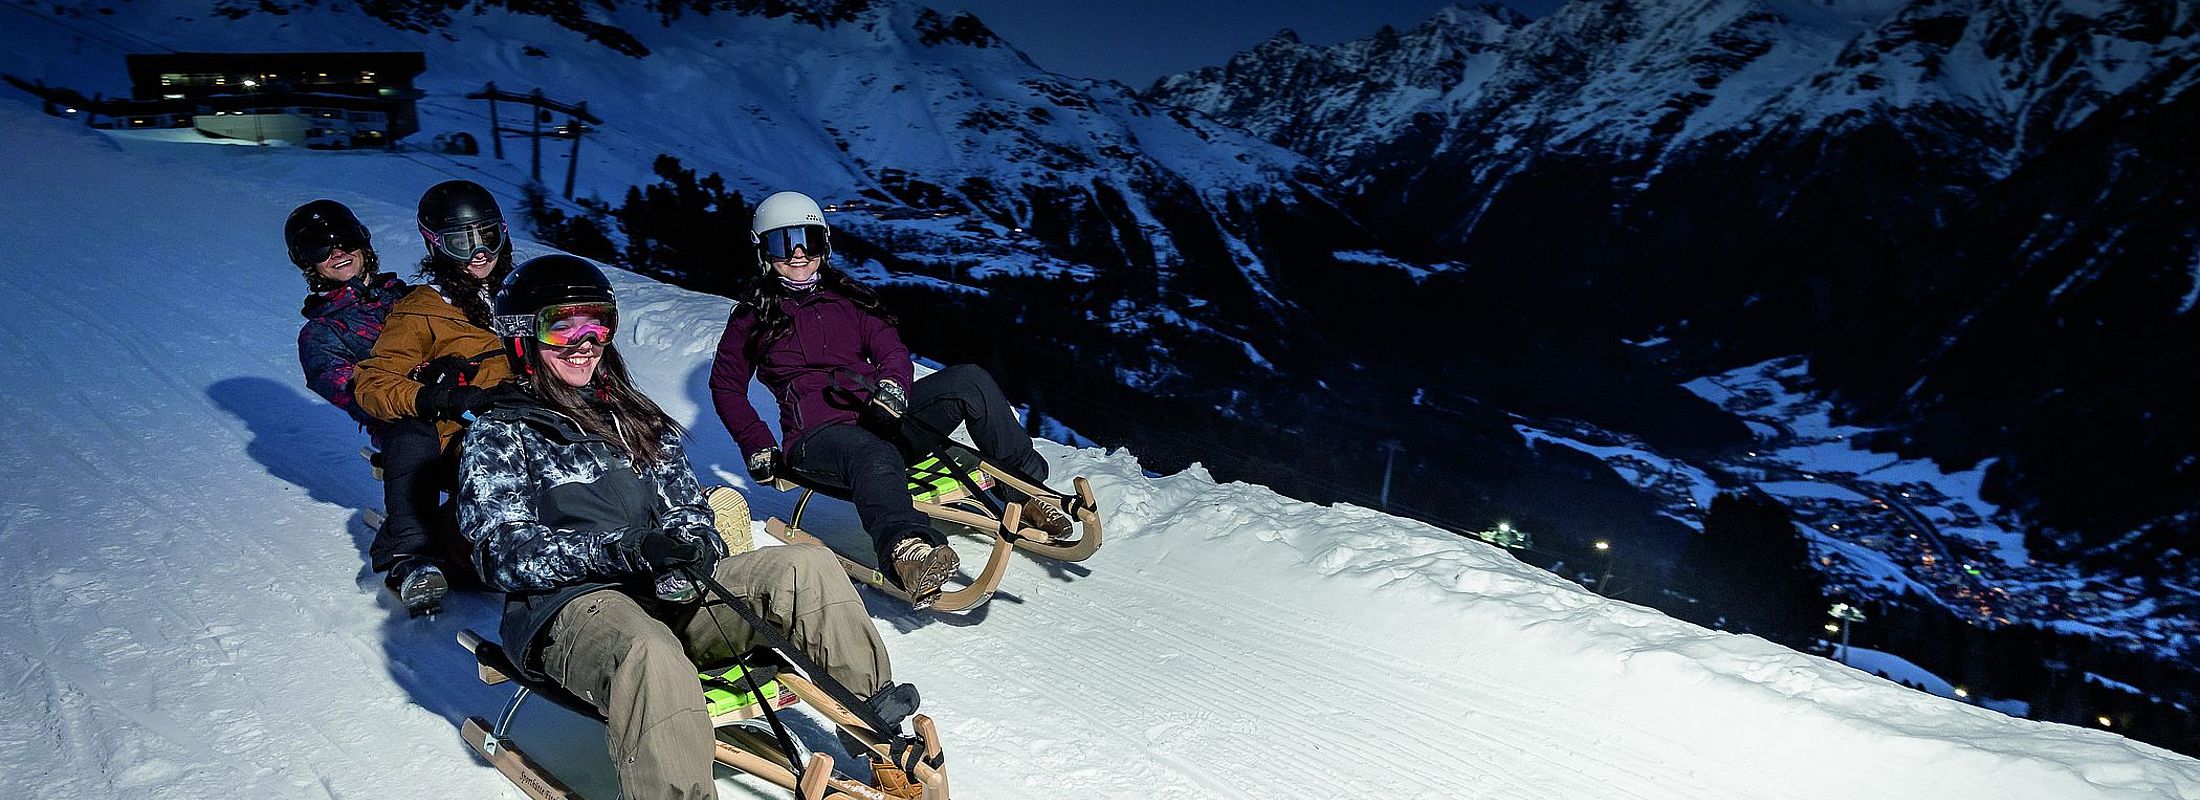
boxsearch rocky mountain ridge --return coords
[1146,0,2200,571]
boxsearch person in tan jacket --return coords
[353,179,518,614]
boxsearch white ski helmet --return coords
[750,191,830,272]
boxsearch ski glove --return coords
[411,354,479,388]
[872,378,909,417]
[415,383,488,421]
[611,527,713,575]
[747,447,782,485]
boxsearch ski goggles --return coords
[290,226,368,268]
[530,302,617,348]
[755,224,830,261]
[420,219,508,262]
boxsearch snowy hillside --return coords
[4,97,2200,799]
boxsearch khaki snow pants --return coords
[538,543,893,800]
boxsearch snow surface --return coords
[4,102,2200,799]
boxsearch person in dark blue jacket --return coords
[286,199,451,616]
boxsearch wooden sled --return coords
[456,629,950,800]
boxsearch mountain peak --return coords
[913,7,1002,48]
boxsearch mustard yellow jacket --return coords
[356,285,514,450]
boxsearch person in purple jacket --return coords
[708,191,1073,602]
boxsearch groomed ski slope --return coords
[1,107,2196,800]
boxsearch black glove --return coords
[612,527,712,575]
[411,354,479,387]
[415,382,487,421]
[747,447,782,484]
[872,378,909,417]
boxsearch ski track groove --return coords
[907,558,1467,798]
[1092,563,1713,795]
[1024,576,1613,799]
[937,508,1791,800]
[1103,476,1811,798]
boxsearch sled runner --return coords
[764,373,1103,612]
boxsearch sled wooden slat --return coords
[913,714,951,797]
[461,716,578,800]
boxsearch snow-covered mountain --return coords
[6,91,2200,800]
[1150,0,2182,191]
[1146,5,1527,173]
[1147,0,2200,573]
[4,0,1387,397]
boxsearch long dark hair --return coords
[522,342,684,467]
[743,262,897,359]
[419,248,515,330]
[303,247,381,294]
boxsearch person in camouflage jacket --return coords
[462,254,917,800]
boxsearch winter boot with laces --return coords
[1021,497,1077,542]
[889,538,960,602]
[386,557,449,618]
[1002,486,1076,542]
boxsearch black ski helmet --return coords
[416,179,508,262]
[284,199,371,268]
[493,254,617,375]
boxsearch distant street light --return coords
[1829,603,1867,666]
[1594,540,1614,593]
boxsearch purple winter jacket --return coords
[709,288,915,459]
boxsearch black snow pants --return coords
[370,417,461,574]
[786,364,1049,570]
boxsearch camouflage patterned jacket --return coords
[457,396,726,678]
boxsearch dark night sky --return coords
[940,0,1566,89]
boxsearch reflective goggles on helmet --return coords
[755,224,830,261]
[290,227,368,268]
[531,302,616,348]
[421,219,508,262]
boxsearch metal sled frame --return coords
[456,629,951,800]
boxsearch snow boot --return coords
[837,681,924,793]
[386,558,448,618]
[1022,497,1077,542]
[889,538,959,602]
[866,681,921,730]
[705,485,754,555]
[1002,486,1076,542]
